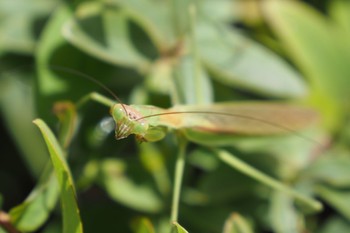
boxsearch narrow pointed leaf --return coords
[33,119,83,233]
[172,222,189,233]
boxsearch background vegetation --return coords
[1,0,350,232]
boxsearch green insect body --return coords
[108,99,319,143]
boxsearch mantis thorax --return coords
[110,104,149,140]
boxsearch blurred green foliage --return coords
[1,0,350,233]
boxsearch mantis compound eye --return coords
[133,121,149,136]
[111,105,127,121]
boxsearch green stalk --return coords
[214,149,323,212]
[76,92,115,109]
[170,138,188,223]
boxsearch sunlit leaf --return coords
[0,0,58,54]
[263,0,350,129]
[196,17,307,98]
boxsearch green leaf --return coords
[145,59,173,95]
[62,2,150,70]
[0,0,58,54]
[112,0,175,51]
[33,119,83,233]
[138,143,171,196]
[196,17,307,98]
[9,169,59,232]
[172,222,189,233]
[222,213,253,233]
[263,0,350,129]
[306,152,350,188]
[99,158,163,213]
[172,55,213,105]
[316,185,350,220]
[269,192,300,233]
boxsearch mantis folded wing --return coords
[133,102,317,136]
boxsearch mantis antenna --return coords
[47,65,128,115]
[0,62,128,114]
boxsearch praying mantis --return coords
[90,92,318,143]
[59,66,319,144]
[53,66,322,220]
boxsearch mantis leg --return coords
[75,92,116,109]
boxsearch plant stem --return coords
[214,149,323,212]
[76,92,115,109]
[170,138,188,223]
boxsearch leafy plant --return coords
[1,0,350,233]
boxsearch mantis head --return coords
[110,104,149,141]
